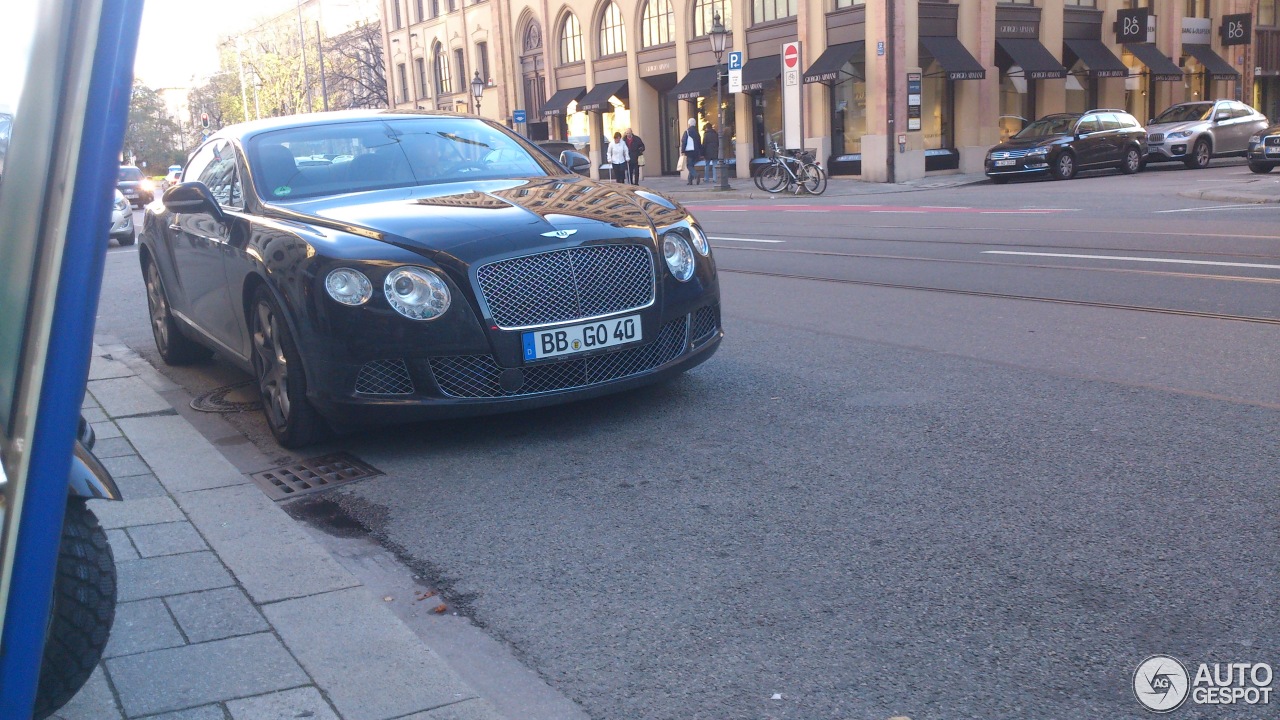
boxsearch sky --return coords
[133,0,297,89]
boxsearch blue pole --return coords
[0,1,143,716]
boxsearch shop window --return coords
[1065,61,1089,114]
[999,68,1030,141]
[561,13,584,63]
[599,3,627,56]
[829,65,866,156]
[693,0,732,37]
[920,61,951,150]
[642,0,674,47]
[753,0,797,24]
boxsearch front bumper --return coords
[1248,139,1280,164]
[110,210,134,237]
[306,302,722,428]
[1146,136,1193,162]
[985,154,1052,177]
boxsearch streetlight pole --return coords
[709,13,731,190]
[471,70,486,115]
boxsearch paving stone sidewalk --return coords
[53,346,506,720]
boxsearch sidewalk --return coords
[626,168,989,202]
[1177,172,1280,203]
[53,345,507,720]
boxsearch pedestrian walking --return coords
[623,128,645,185]
[702,123,720,183]
[606,131,630,183]
[680,118,704,185]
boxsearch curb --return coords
[1177,189,1280,204]
[60,342,509,720]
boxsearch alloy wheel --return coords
[253,301,291,429]
[145,262,170,353]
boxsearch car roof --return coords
[207,109,481,144]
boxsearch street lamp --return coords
[709,13,731,190]
[471,70,486,115]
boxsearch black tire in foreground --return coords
[33,500,115,720]
[1248,161,1275,174]
[1119,146,1143,175]
[1185,139,1212,169]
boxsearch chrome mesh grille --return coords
[691,305,718,342]
[1265,136,1280,147]
[354,359,415,395]
[476,245,655,328]
[430,317,688,398]
[989,149,1030,160]
[1147,133,1165,143]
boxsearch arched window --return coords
[641,0,673,47]
[598,2,626,57]
[560,13,583,63]
[692,0,731,37]
[433,42,453,95]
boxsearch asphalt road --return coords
[97,163,1280,720]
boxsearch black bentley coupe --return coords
[139,110,721,447]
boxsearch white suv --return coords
[1145,100,1269,169]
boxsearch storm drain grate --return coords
[251,452,383,500]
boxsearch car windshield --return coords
[1013,115,1080,139]
[1152,103,1213,124]
[117,166,143,181]
[246,117,558,202]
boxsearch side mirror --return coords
[560,150,591,175]
[162,181,223,218]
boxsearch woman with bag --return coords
[680,118,704,185]
[606,132,630,183]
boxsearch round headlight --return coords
[325,268,373,306]
[663,232,695,282]
[689,225,710,256]
[384,266,450,320]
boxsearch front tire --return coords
[1184,139,1211,169]
[1249,161,1274,174]
[1119,146,1143,175]
[33,500,115,720]
[1052,152,1077,180]
[144,257,212,365]
[251,287,327,448]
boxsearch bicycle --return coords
[753,142,827,195]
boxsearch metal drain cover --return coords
[191,381,263,413]
[251,452,383,500]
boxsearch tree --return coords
[122,83,184,170]
[324,21,388,109]
[187,66,244,146]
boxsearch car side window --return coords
[195,141,242,209]
[1077,115,1102,134]
[1230,103,1253,119]
[1100,114,1122,131]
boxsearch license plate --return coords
[123,190,137,196]
[522,314,642,361]
[994,159,1015,167]
[1267,148,1280,156]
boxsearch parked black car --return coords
[117,165,155,206]
[1246,123,1280,173]
[985,109,1147,182]
[139,110,721,447]
[536,140,591,176]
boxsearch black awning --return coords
[803,42,864,84]
[996,38,1068,80]
[1184,43,1240,79]
[1063,38,1128,78]
[741,55,781,91]
[578,80,628,112]
[1124,43,1184,81]
[919,36,985,80]
[542,87,584,116]
[670,66,720,101]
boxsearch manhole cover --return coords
[251,452,383,500]
[191,381,263,413]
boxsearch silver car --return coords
[1145,100,1269,169]
[109,189,134,246]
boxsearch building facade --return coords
[384,0,1262,182]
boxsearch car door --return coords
[166,139,245,352]
[1073,114,1106,167]
[1223,102,1261,153]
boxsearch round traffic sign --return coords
[784,45,798,69]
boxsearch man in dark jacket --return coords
[702,123,720,183]
[623,128,645,185]
[680,118,704,185]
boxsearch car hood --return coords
[265,176,691,263]
[1146,120,1207,134]
[989,136,1060,153]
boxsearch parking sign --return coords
[513,110,527,123]
[728,51,744,93]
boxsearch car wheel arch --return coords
[241,272,315,391]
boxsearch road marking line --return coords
[1154,204,1280,213]
[981,250,1280,270]
[709,236,786,243]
